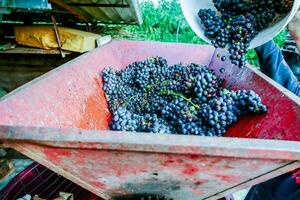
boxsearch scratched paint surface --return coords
[0,41,300,199]
[12,143,289,200]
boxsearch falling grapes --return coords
[102,57,267,136]
[198,0,293,68]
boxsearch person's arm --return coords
[288,10,300,52]
[255,40,300,96]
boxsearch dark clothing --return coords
[255,40,300,96]
[245,172,300,200]
[283,51,300,80]
[245,41,300,200]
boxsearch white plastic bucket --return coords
[180,0,300,48]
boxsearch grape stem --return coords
[124,95,136,107]
[159,90,201,109]
[125,80,165,108]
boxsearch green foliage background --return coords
[104,0,287,67]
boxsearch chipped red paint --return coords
[163,159,175,166]
[0,41,300,199]
[43,147,72,163]
[191,187,204,196]
[189,154,201,160]
[214,174,242,183]
[91,181,107,190]
[194,180,205,185]
[182,163,199,175]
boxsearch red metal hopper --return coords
[0,40,300,200]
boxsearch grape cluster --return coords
[198,0,293,67]
[103,57,267,136]
[110,107,141,131]
[274,0,294,14]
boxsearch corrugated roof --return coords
[55,0,142,24]
[0,0,142,25]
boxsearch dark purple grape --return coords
[103,57,267,137]
[198,0,291,68]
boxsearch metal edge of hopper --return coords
[2,125,300,161]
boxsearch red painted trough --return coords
[0,40,300,200]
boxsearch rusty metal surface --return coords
[0,40,300,199]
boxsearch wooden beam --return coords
[0,46,71,55]
[51,15,66,58]
[49,0,89,21]
[65,3,130,8]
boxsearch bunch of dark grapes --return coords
[199,0,293,67]
[139,114,174,134]
[110,107,141,131]
[102,57,268,137]
[274,0,294,14]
